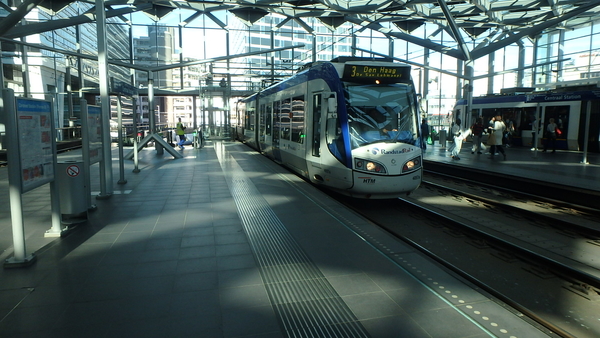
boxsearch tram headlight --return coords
[355,158,387,173]
[402,156,422,173]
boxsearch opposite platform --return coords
[0,141,554,337]
[422,140,600,192]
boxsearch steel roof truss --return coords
[437,0,471,60]
[471,2,599,60]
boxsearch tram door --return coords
[310,93,323,160]
[306,92,324,181]
[258,103,273,155]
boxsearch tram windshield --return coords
[344,83,418,149]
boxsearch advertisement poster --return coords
[87,105,103,164]
[16,98,54,192]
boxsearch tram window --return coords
[291,95,305,144]
[273,101,280,143]
[281,98,291,140]
[259,104,266,140]
[326,117,345,161]
[312,94,322,157]
[246,102,255,131]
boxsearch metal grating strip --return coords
[217,145,369,338]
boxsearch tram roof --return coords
[1,1,599,61]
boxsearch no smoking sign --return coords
[66,164,80,177]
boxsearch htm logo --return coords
[363,178,376,184]
[370,147,379,155]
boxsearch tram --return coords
[453,86,600,152]
[234,57,423,199]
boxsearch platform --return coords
[0,141,558,337]
[423,139,600,193]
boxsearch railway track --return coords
[338,172,600,338]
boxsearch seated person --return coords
[381,125,399,139]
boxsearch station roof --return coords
[1,1,599,61]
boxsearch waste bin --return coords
[56,161,88,218]
[439,130,447,149]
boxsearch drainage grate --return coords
[219,148,369,338]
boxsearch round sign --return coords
[66,164,80,177]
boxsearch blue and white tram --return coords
[234,57,423,199]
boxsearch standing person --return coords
[530,116,540,151]
[543,118,558,153]
[176,118,186,150]
[470,118,485,154]
[504,118,515,147]
[487,116,496,155]
[421,118,430,151]
[490,115,507,160]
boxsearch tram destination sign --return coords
[526,90,600,102]
[342,64,410,83]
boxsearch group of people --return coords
[448,115,508,160]
[445,115,559,160]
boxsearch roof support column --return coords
[557,30,565,82]
[224,30,231,139]
[488,52,495,94]
[95,0,113,198]
[462,60,474,126]
[531,37,539,86]
[270,30,275,84]
[0,44,4,92]
[517,42,526,87]
[312,34,317,62]
[351,29,356,57]
[423,48,430,104]
[456,59,463,103]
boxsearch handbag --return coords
[555,127,562,136]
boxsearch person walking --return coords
[421,118,430,151]
[543,118,558,153]
[450,119,471,160]
[490,115,507,160]
[176,118,187,150]
[470,118,485,154]
[447,119,461,156]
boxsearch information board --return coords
[16,98,55,192]
[87,105,103,164]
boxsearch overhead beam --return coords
[0,36,304,75]
[0,0,45,37]
[471,2,600,60]
[436,0,471,60]
[3,4,152,39]
[346,17,467,60]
